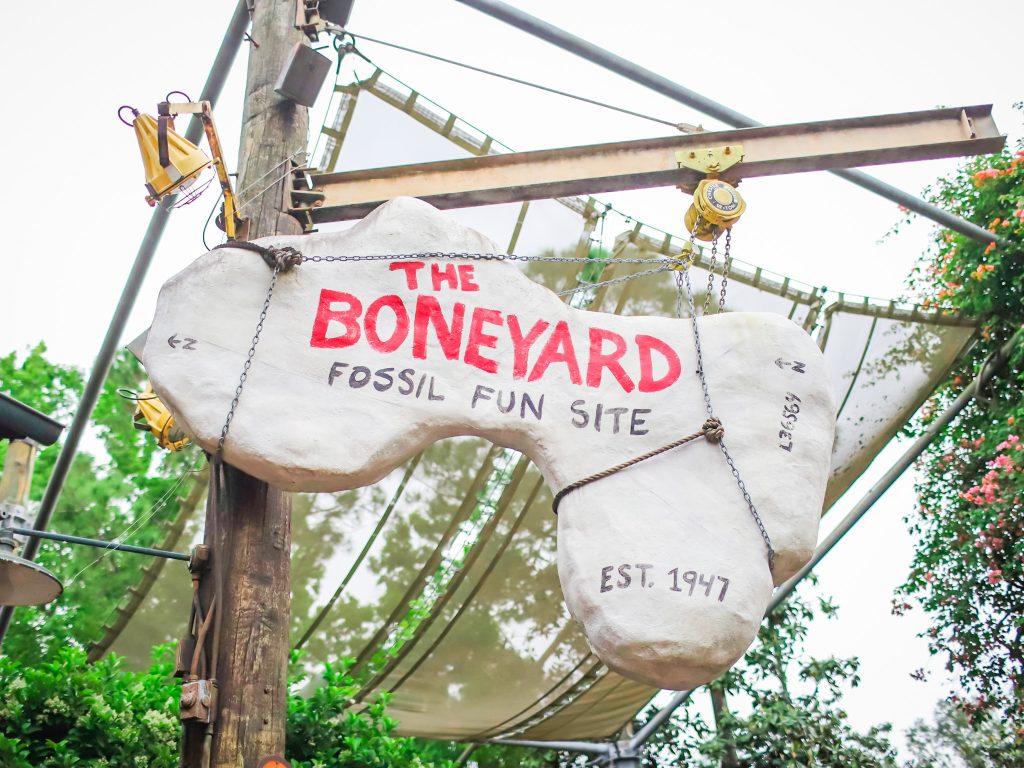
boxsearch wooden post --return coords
[183,2,308,765]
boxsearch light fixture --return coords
[120,100,213,206]
[120,92,244,239]
[0,544,62,607]
[0,398,65,606]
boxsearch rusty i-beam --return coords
[290,105,1003,225]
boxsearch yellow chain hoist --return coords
[131,384,190,452]
[677,144,747,241]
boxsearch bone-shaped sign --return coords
[144,197,836,690]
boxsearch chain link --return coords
[557,263,673,297]
[678,222,775,572]
[216,244,772,570]
[217,263,282,455]
[718,229,732,313]
[703,234,719,316]
[301,251,686,266]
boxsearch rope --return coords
[213,240,302,272]
[551,418,724,514]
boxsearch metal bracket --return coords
[180,678,218,724]
[288,164,325,232]
[295,0,326,40]
[675,144,744,176]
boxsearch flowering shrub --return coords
[897,104,1024,726]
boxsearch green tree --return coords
[905,699,1024,767]
[895,109,1024,725]
[0,344,198,663]
[668,588,898,767]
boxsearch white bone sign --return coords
[144,197,836,690]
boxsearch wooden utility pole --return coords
[183,2,307,765]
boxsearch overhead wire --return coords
[343,31,699,132]
[63,454,205,587]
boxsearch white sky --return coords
[2,0,1020,754]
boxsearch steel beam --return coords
[456,0,1005,246]
[301,106,1002,222]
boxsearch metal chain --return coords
[215,243,772,570]
[718,229,732,313]
[300,251,685,266]
[217,263,282,455]
[703,234,719,316]
[213,249,683,453]
[557,263,673,297]
[677,221,775,572]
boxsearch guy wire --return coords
[345,31,694,131]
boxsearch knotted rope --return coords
[551,417,724,514]
[213,240,303,272]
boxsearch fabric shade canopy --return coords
[101,65,976,741]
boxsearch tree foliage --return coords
[905,699,1024,767]
[896,109,1024,726]
[664,587,897,767]
[0,344,198,663]
[0,644,456,768]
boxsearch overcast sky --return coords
[2,0,1020,754]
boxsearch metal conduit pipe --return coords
[456,0,1005,247]
[487,738,609,755]
[629,326,1024,749]
[9,526,189,562]
[0,0,252,647]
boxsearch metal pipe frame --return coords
[9,526,189,562]
[456,0,1006,247]
[303,105,1003,222]
[0,0,251,646]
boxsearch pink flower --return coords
[973,168,1001,185]
[991,454,1014,470]
[996,436,1020,451]
[988,569,1002,584]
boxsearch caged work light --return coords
[120,91,245,240]
[0,395,64,606]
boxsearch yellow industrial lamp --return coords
[120,91,244,240]
[130,384,191,452]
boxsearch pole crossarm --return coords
[299,106,1003,222]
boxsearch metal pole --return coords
[456,0,1004,247]
[0,0,251,647]
[630,326,1024,748]
[9,526,189,562]
[488,738,609,755]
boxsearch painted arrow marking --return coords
[167,334,198,351]
[775,358,806,373]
